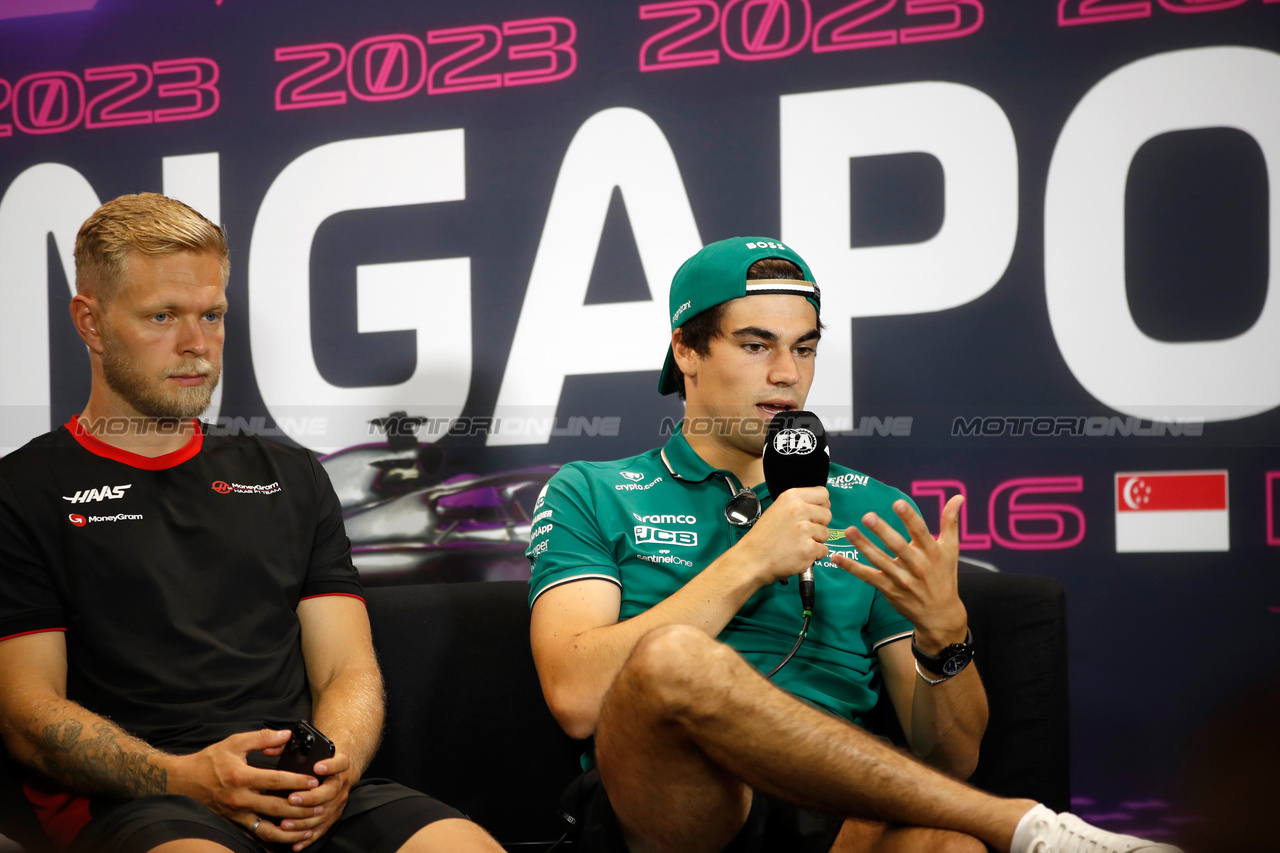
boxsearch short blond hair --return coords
[74,192,229,303]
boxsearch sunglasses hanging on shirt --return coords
[724,487,762,527]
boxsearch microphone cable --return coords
[765,610,811,679]
[767,561,816,679]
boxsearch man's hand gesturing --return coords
[163,728,326,848]
[737,486,832,587]
[831,495,969,650]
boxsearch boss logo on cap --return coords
[745,241,788,251]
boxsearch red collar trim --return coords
[65,416,204,470]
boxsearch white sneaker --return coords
[1027,811,1183,853]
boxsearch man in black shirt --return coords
[0,193,501,853]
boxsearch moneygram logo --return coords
[211,481,282,495]
[634,526,697,547]
[70,512,143,526]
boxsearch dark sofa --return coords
[1,574,1068,851]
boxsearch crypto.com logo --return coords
[0,1,98,21]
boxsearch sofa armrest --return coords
[364,581,581,845]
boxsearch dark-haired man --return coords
[0,193,501,853]
[527,237,1178,853]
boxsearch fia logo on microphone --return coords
[773,428,816,455]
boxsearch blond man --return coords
[0,194,500,853]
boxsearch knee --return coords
[617,625,737,713]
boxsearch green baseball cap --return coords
[658,237,820,395]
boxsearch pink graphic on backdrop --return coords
[910,480,992,549]
[1267,472,1279,546]
[0,0,96,20]
[1058,0,1152,27]
[989,476,1086,550]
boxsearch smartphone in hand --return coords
[263,720,335,797]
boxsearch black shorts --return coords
[561,767,843,853]
[68,779,466,853]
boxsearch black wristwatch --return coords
[911,629,975,678]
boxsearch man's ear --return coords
[671,327,699,386]
[70,294,105,354]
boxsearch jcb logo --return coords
[634,526,697,547]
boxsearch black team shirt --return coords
[0,417,364,754]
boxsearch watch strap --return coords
[911,628,974,677]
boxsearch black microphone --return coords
[763,410,830,614]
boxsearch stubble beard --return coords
[100,327,221,420]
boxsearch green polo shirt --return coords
[528,429,918,726]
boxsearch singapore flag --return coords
[1115,471,1229,553]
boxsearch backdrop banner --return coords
[2,0,1277,839]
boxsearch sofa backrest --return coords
[364,580,582,845]
[363,574,1070,847]
[1,574,1068,850]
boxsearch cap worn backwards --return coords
[658,237,820,396]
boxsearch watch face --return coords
[942,653,968,676]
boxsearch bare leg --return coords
[396,817,504,852]
[149,842,234,853]
[596,625,1034,853]
[833,818,986,853]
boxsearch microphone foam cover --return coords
[763,410,830,497]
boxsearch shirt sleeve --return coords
[299,450,364,602]
[528,464,621,608]
[0,471,65,641]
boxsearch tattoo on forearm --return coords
[37,718,167,798]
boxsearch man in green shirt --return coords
[528,238,1178,853]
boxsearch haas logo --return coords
[62,484,131,504]
[211,481,233,494]
[773,428,816,455]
